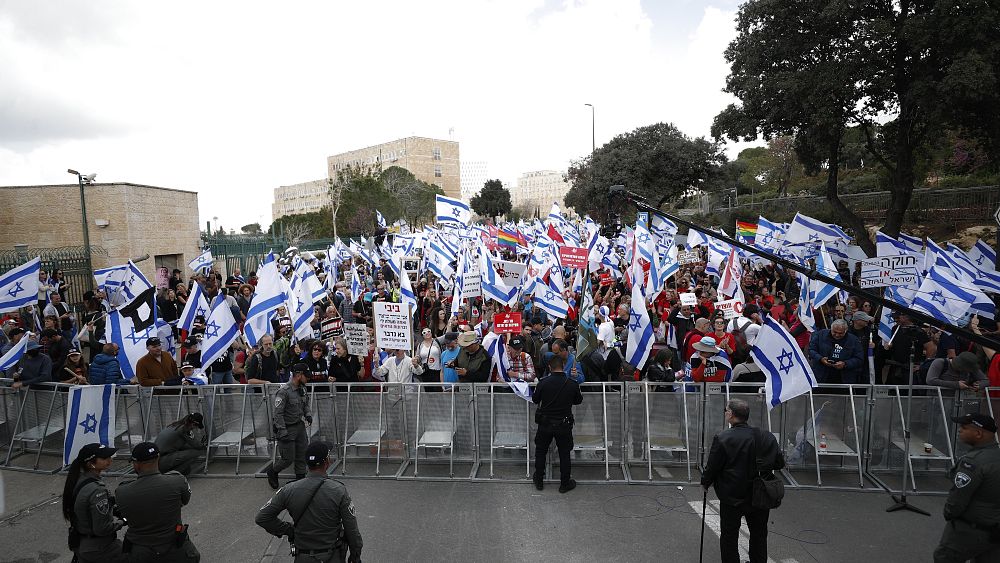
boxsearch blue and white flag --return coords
[811,242,842,308]
[188,249,214,274]
[244,254,287,347]
[286,274,315,341]
[100,261,153,308]
[751,316,817,410]
[0,333,31,372]
[624,275,654,370]
[796,272,817,332]
[755,216,785,253]
[480,251,519,306]
[782,212,850,260]
[898,232,924,254]
[350,262,363,301]
[376,210,387,230]
[911,266,976,325]
[482,331,532,401]
[0,257,40,314]
[293,257,326,303]
[969,239,997,272]
[533,286,569,319]
[63,384,116,465]
[200,294,241,366]
[108,286,167,380]
[399,261,418,319]
[177,282,210,334]
[877,286,908,343]
[436,194,471,225]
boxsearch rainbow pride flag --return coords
[497,229,519,249]
[735,221,757,245]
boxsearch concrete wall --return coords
[0,183,201,281]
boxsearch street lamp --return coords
[67,168,95,285]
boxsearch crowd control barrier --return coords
[1,378,994,494]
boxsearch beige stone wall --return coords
[326,136,461,199]
[0,183,201,282]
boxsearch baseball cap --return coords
[146,337,161,347]
[186,412,204,429]
[292,362,309,374]
[68,349,82,356]
[508,335,525,349]
[951,413,997,433]
[306,442,330,467]
[951,351,981,374]
[443,332,459,343]
[78,442,117,462]
[130,442,160,461]
[852,311,874,322]
[180,363,194,371]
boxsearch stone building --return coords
[0,182,201,285]
[460,160,489,201]
[272,179,328,221]
[327,136,460,199]
[512,170,571,211]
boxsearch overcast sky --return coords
[0,0,749,231]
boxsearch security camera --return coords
[82,173,97,184]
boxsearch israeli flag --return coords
[0,332,31,371]
[755,216,785,253]
[293,257,326,303]
[101,261,153,308]
[624,275,654,370]
[969,239,997,271]
[877,286,908,343]
[64,385,116,466]
[188,249,214,274]
[898,232,925,254]
[286,274,315,341]
[376,210,387,229]
[436,194,471,225]
[93,264,127,296]
[811,242,842,308]
[796,272,816,331]
[350,262,363,301]
[657,243,679,288]
[177,282,210,334]
[782,212,851,260]
[244,254,287,347]
[533,286,568,319]
[399,260,418,319]
[0,257,40,314]
[911,266,976,325]
[108,287,166,380]
[482,331,532,401]
[751,316,817,410]
[200,295,241,366]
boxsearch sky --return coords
[0,0,750,232]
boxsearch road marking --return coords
[688,500,799,563]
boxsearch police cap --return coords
[130,441,160,461]
[951,413,997,433]
[306,442,330,467]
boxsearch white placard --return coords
[343,322,369,356]
[859,255,920,288]
[715,298,744,320]
[677,250,701,265]
[461,258,482,299]
[679,292,697,307]
[494,259,527,287]
[374,301,412,351]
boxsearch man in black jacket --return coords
[701,399,785,563]
[532,355,584,493]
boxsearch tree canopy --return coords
[469,179,512,219]
[564,122,726,218]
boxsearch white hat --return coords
[693,336,721,354]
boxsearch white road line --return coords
[689,500,798,563]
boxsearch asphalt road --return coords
[0,470,948,562]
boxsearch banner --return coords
[374,301,412,350]
[679,292,698,307]
[460,257,482,299]
[321,317,344,340]
[677,250,701,265]
[715,298,744,320]
[493,311,522,333]
[494,260,527,287]
[859,255,920,288]
[344,323,369,356]
[558,246,589,269]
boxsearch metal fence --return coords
[0,245,107,307]
[2,380,996,495]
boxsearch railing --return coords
[1,380,995,495]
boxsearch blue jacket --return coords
[89,353,129,385]
[808,330,864,384]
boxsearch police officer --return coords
[62,442,127,563]
[256,442,363,562]
[934,413,1000,562]
[531,354,583,493]
[266,362,312,489]
[155,413,205,476]
[115,442,200,562]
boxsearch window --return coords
[433,147,441,160]
[434,166,442,177]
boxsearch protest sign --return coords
[374,302,412,350]
[343,323,369,355]
[493,311,522,333]
[558,246,589,269]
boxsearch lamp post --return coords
[584,103,595,193]
[67,169,95,283]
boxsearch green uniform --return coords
[155,425,204,476]
[934,443,1000,562]
[72,475,127,563]
[268,382,311,476]
[115,470,200,562]
[255,474,363,563]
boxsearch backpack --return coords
[730,318,752,365]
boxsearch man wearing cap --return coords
[115,442,200,562]
[532,354,583,492]
[256,442,363,563]
[689,336,732,383]
[506,336,536,383]
[12,339,51,389]
[933,413,1000,562]
[265,363,312,490]
[454,331,490,383]
[155,413,206,476]
[440,332,461,386]
[135,338,179,387]
[927,351,989,394]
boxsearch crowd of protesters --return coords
[2,248,1000,395]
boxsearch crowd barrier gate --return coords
[1,378,994,495]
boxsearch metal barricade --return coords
[339,382,408,477]
[867,385,955,493]
[483,383,533,480]
[3,382,71,472]
[200,384,273,475]
[625,381,692,483]
[404,383,477,479]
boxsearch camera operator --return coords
[883,311,929,385]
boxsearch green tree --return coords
[469,179,512,219]
[564,122,726,217]
[240,222,262,235]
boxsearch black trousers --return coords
[719,502,769,563]
[533,421,574,484]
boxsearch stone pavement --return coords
[0,469,948,562]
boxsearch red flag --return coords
[547,224,565,245]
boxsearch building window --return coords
[434,166,442,177]
[433,147,441,160]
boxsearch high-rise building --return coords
[460,160,488,202]
[327,136,460,199]
[272,179,328,222]
[511,170,571,212]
